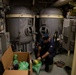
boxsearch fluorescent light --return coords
[59,0,65,2]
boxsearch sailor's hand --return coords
[37,57,41,61]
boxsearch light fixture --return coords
[59,0,65,2]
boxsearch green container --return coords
[13,60,19,65]
[32,61,42,74]
[18,61,29,70]
[13,54,18,60]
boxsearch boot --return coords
[45,65,49,72]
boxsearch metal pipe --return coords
[32,15,36,49]
[53,0,73,6]
[33,0,35,5]
[38,2,53,3]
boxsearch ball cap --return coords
[42,34,49,40]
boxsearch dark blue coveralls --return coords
[39,38,56,71]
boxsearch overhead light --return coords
[59,0,65,2]
[59,0,72,2]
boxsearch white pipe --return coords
[71,33,76,75]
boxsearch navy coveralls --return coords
[39,38,56,67]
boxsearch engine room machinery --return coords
[39,8,63,38]
[63,18,76,54]
[6,7,34,52]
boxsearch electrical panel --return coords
[62,19,76,51]
[71,19,76,32]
